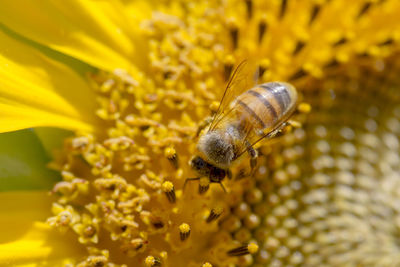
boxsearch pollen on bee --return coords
[145,255,162,267]
[162,181,176,203]
[179,223,191,241]
[206,207,224,223]
[227,242,259,257]
[164,147,178,169]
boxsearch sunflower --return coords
[1,0,400,266]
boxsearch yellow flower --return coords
[1,0,400,266]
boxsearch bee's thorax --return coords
[197,128,238,169]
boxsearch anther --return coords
[228,23,239,50]
[153,221,164,229]
[145,256,161,267]
[259,59,270,78]
[323,59,339,69]
[202,263,212,267]
[333,37,348,47]
[378,38,394,46]
[309,5,321,25]
[224,55,235,81]
[199,177,210,194]
[258,19,268,43]
[245,0,253,19]
[288,69,306,81]
[293,41,305,55]
[357,2,372,19]
[162,181,176,203]
[179,223,191,241]
[206,207,224,223]
[164,147,178,169]
[280,0,288,19]
[227,242,259,256]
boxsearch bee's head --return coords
[197,131,234,169]
[190,155,207,172]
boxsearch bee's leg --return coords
[215,181,227,193]
[195,116,213,137]
[183,177,200,191]
[247,145,258,176]
[227,169,233,180]
[263,122,289,139]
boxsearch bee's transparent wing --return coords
[208,60,259,132]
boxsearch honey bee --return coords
[184,61,299,194]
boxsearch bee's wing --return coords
[236,119,288,158]
[208,60,259,132]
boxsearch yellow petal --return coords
[0,191,85,266]
[0,0,151,71]
[0,27,101,133]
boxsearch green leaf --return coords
[0,129,60,191]
[34,127,72,158]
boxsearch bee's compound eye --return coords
[191,156,205,169]
[197,157,205,168]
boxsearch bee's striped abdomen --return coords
[235,82,298,132]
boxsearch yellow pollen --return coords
[297,102,312,113]
[247,242,259,254]
[145,256,161,267]
[179,223,190,234]
[164,147,176,159]
[202,263,212,267]
[162,181,174,192]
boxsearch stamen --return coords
[378,38,394,46]
[293,41,305,55]
[179,223,191,241]
[259,59,270,79]
[245,0,253,19]
[280,0,288,19]
[164,147,178,169]
[227,242,259,256]
[333,37,348,47]
[357,2,372,19]
[227,21,239,49]
[309,4,321,25]
[323,59,339,69]
[288,69,307,81]
[199,177,210,194]
[153,221,164,229]
[258,19,268,43]
[202,263,212,267]
[162,181,176,203]
[145,256,162,267]
[206,207,224,223]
